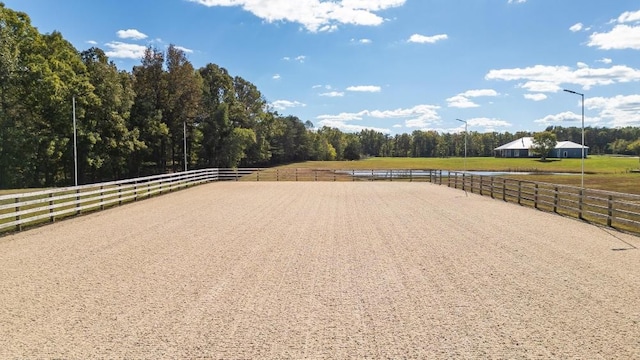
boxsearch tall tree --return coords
[80,47,143,181]
[163,45,202,171]
[130,47,168,175]
[531,131,557,160]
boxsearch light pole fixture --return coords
[456,118,468,173]
[563,89,585,188]
[72,96,78,187]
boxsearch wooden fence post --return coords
[578,189,584,220]
[15,197,21,231]
[534,184,539,209]
[553,186,558,213]
[490,177,494,198]
[517,181,522,205]
[607,195,613,227]
[480,176,483,196]
[100,186,105,210]
[502,179,506,201]
[76,189,81,215]
[49,193,55,223]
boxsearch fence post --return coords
[480,176,483,196]
[390,170,393,182]
[607,195,613,227]
[277,169,279,181]
[134,183,138,201]
[534,184,539,209]
[490,177,494,198]
[352,169,355,181]
[553,186,558,213]
[439,170,443,185]
[49,193,55,223]
[15,197,21,231]
[517,181,522,205]
[502,179,506,201]
[76,188,81,215]
[315,170,318,181]
[118,184,122,205]
[578,189,584,220]
[257,170,260,182]
[100,185,105,210]
[462,173,465,191]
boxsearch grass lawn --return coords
[278,156,640,195]
[283,155,639,174]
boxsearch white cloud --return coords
[446,95,479,108]
[104,42,147,59]
[273,74,281,80]
[116,29,148,40]
[534,111,584,125]
[468,117,512,128]
[270,100,306,111]
[447,89,498,108]
[486,64,640,91]
[461,89,498,97]
[317,110,369,122]
[317,104,440,132]
[86,40,98,45]
[585,94,640,127]
[408,33,448,44]
[576,62,588,69]
[346,85,381,92]
[174,45,194,54]
[569,23,583,32]
[508,0,527,4]
[352,38,372,44]
[597,58,613,64]
[320,91,345,97]
[618,10,640,24]
[588,24,640,50]
[520,81,562,93]
[317,120,391,133]
[524,93,548,101]
[284,55,306,63]
[188,0,406,32]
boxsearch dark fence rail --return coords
[446,171,640,235]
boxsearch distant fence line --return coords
[1,168,639,235]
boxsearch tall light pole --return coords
[183,121,188,172]
[456,118,468,173]
[72,96,78,187]
[563,89,585,188]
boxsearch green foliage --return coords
[531,131,557,160]
[1,3,640,189]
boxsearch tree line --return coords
[1,4,639,189]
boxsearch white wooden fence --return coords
[0,169,216,232]
[2,168,639,236]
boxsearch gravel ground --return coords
[0,182,639,359]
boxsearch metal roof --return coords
[494,137,588,150]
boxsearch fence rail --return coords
[0,169,216,233]
[2,168,639,236]
[446,171,640,235]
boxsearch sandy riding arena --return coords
[0,182,639,358]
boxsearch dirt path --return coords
[0,182,638,358]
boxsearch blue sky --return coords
[5,0,640,134]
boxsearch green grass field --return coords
[283,155,639,173]
[279,156,640,195]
